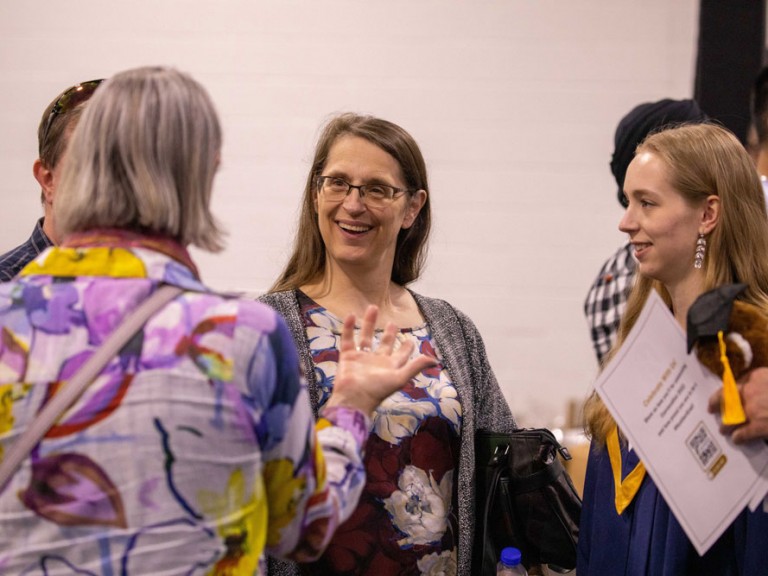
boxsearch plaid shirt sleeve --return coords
[583,243,636,364]
[0,219,53,282]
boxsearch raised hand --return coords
[325,305,438,416]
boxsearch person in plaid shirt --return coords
[0,79,105,281]
[584,99,708,363]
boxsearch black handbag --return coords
[473,428,582,575]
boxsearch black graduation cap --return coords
[686,283,748,353]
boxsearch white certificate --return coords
[595,290,768,555]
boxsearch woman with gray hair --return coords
[0,66,434,575]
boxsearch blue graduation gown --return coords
[577,440,768,575]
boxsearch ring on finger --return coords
[357,345,372,352]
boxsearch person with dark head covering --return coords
[584,99,708,363]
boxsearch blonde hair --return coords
[55,66,225,251]
[585,123,768,444]
[269,113,431,292]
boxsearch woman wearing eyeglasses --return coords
[0,69,436,575]
[260,113,516,576]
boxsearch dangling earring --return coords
[694,233,707,269]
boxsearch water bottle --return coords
[496,546,528,575]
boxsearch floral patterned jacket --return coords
[0,231,371,575]
[259,289,516,576]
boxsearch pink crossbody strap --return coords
[0,284,183,491]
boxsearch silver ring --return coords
[357,345,372,352]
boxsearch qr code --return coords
[686,421,723,474]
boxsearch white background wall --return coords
[0,0,702,428]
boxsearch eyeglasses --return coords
[317,176,411,208]
[40,79,104,149]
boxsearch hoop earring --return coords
[694,234,707,269]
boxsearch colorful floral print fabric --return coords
[296,291,462,576]
[0,231,370,575]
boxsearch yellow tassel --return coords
[718,331,746,425]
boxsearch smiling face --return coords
[314,134,426,280]
[619,151,710,289]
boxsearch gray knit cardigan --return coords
[258,289,516,576]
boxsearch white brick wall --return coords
[0,0,701,427]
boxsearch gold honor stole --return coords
[607,425,646,514]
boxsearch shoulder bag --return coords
[473,427,582,575]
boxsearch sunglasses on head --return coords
[40,79,104,149]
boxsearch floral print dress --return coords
[297,291,463,576]
[0,231,372,575]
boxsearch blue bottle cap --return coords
[501,547,522,566]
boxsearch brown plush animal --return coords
[694,299,768,377]
[687,284,768,424]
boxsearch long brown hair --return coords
[585,123,768,444]
[269,113,431,292]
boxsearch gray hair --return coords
[55,66,225,251]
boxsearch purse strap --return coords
[479,444,507,574]
[0,283,182,491]
[477,441,566,573]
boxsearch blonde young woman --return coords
[580,123,768,575]
[260,113,515,576]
